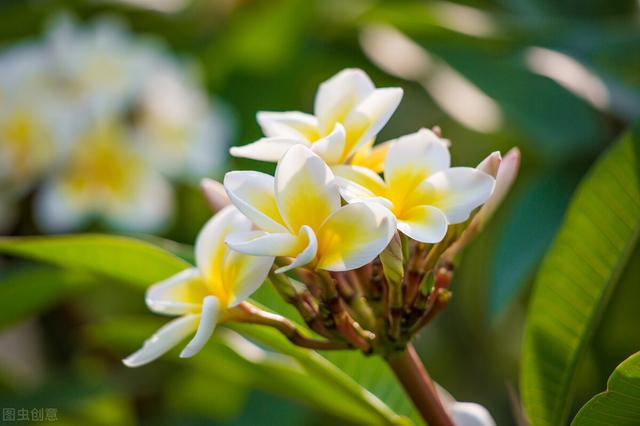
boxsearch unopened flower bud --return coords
[441,147,520,263]
[476,151,501,178]
[201,178,231,212]
[474,147,520,228]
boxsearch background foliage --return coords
[0,0,639,425]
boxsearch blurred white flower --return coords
[132,63,232,180]
[44,16,154,116]
[0,14,232,233]
[34,120,173,233]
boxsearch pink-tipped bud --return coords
[475,147,520,227]
[441,147,520,263]
[476,151,502,178]
[201,178,231,212]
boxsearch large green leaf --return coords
[87,315,361,424]
[520,123,640,425]
[0,234,189,288]
[0,266,92,329]
[572,351,640,426]
[0,234,408,425]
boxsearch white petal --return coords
[343,87,403,156]
[33,181,91,233]
[225,230,302,257]
[316,202,395,271]
[450,402,496,426]
[314,68,375,135]
[222,251,274,306]
[336,176,376,202]
[146,268,208,315]
[123,314,200,367]
[384,128,451,185]
[397,205,448,243]
[195,205,253,281]
[105,170,174,233]
[180,296,220,358]
[224,171,288,233]
[334,176,393,210]
[274,145,340,233]
[275,226,318,273]
[423,168,495,224]
[333,164,387,195]
[256,111,319,140]
[310,123,346,164]
[229,138,309,162]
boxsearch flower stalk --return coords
[387,344,455,426]
[232,302,349,350]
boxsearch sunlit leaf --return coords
[0,234,409,425]
[520,123,640,425]
[0,235,189,288]
[572,351,640,426]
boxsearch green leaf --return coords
[228,322,412,426]
[0,266,92,329]
[323,351,423,426]
[0,234,189,288]
[252,283,422,424]
[520,123,640,426]
[572,351,640,426]
[0,235,409,424]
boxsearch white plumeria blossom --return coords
[132,64,233,181]
[45,16,154,115]
[0,42,70,196]
[34,120,174,233]
[224,145,396,272]
[230,68,403,166]
[335,128,495,243]
[124,206,274,367]
[0,15,231,233]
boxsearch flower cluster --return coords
[0,16,230,233]
[127,68,519,366]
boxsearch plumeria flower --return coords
[131,64,232,181]
[336,128,495,243]
[45,16,155,115]
[124,206,274,366]
[34,120,173,233]
[0,95,61,196]
[224,145,396,272]
[230,68,402,167]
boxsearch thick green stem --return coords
[387,344,455,426]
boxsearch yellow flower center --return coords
[61,122,141,206]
